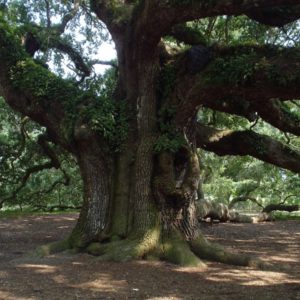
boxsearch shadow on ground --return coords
[0,214,299,300]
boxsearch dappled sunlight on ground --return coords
[17,264,58,274]
[0,214,299,299]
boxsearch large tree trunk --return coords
[17,23,268,269]
[69,129,112,248]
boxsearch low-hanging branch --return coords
[196,123,300,174]
[262,203,299,213]
[228,196,264,209]
[200,98,300,137]
[227,195,299,214]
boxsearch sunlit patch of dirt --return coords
[0,214,299,300]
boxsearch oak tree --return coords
[1,0,300,267]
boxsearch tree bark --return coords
[69,128,112,248]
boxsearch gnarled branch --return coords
[131,1,300,49]
[262,203,299,213]
[196,124,300,174]
[171,44,300,127]
[228,196,264,209]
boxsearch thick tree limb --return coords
[228,196,264,209]
[90,0,132,38]
[262,203,299,213]
[0,21,105,150]
[245,5,300,26]
[90,59,118,68]
[48,38,91,77]
[169,23,207,46]
[164,1,300,26]
[200,97,300,137]
[172,45,300,127]
[56,0,81,34]
[250,100,300,136]
[130,1,300,49]
[196,124,300,173]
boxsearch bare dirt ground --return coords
[0,213,299,300]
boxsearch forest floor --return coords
[0,213,299,300]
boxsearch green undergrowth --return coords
[0,207,79,219]
[274,211,300,221]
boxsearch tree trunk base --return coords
[59,230,270,270]
[30,230,271,270]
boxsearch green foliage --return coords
[80,69,128,150]
[11,59,76,100]
[155,64,185,153]
[273,211,300,220]
[0,97,82,210]
[81,97,128,149]
[154,133,185,153]
[201,146,300,210]
[154,105,185,153]
[158,63,177,100]
[0,208,79,219]
[7,42,126,146]
[214,53,257,85]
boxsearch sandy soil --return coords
[0,213,299,300]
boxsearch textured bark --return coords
[69,129,112,248]
[131,60,160,234]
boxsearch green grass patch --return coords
[0,206,79,219]
[274,211,300,221]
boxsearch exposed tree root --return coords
[161,231,206,268]
[31,239,71,257]
[189,234,272,270]
[86,228,161,262]
[29,230,270,270]
[82,229,269,269]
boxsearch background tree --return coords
[0,96,82,211]
[1,0,300,268]
[199,108,300,216]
